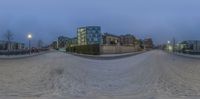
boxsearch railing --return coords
[0,48,49,55]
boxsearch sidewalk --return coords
[67,51,146,60]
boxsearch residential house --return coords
[119,34,136,46]
[102,33,120,45]
[143,38,154,49]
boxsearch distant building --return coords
[12,42,25,50]
[58,36,70,48]
[66,37,78,47]
[0,41,7,50]
[51,41,58,49]
[119,34,136,46]
[0,40,25,50]
[77,26,102,45]
[143,38,153,49]
[102,33,120,45]
[178,40,200,52]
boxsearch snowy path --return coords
[0,50,200,99]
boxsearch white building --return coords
[0,40,25,50]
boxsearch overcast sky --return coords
[0,0,200,45]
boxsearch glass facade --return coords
[77,26,102,45]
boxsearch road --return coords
[0,50,200,99]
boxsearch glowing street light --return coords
[28,34,32,39]
[167,40,171,44]
[27,33,32,54]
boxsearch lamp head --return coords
[28,34,32,39]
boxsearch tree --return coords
[4,30,14,51]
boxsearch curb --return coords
[67,51,146,60]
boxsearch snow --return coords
[0,50,200,99]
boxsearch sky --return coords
[0,0,200,45]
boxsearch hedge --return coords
[66,44,100,55]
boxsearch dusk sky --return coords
[0,0,200,45]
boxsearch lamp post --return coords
[27,33,32,55]
[167,40,173,52]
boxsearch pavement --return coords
[0,50,200,99]
[67,51,145,60]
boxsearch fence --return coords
[0,48,49,55]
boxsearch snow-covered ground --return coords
[1,50,200,99]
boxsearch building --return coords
[0,40,25,50]
[178,40,200,52]
[77,26,102,45]
[143,38,153,49]
[51,41,58,49]
[102,33,120,45]
[66,37,78,47]
[0,41,7,50]
[12,42,25,50]
[119,34,136,46]
[58,36,70,48]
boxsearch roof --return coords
[103,33,119,38]
[78,26,101,29]
[180,40,200,44]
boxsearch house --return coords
[102,33,120,45]
[143,38,154,49]
[119,34,136,46]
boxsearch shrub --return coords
[67,44,100,55]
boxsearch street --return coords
[0,50,200,99]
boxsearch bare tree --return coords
[4,30,14,51]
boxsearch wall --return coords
[100,45,140,54]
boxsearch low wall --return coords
[100,45,139,54]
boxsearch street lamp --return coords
[27,33,32,54]
[167,40,171,44]
[167,40,173,52]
